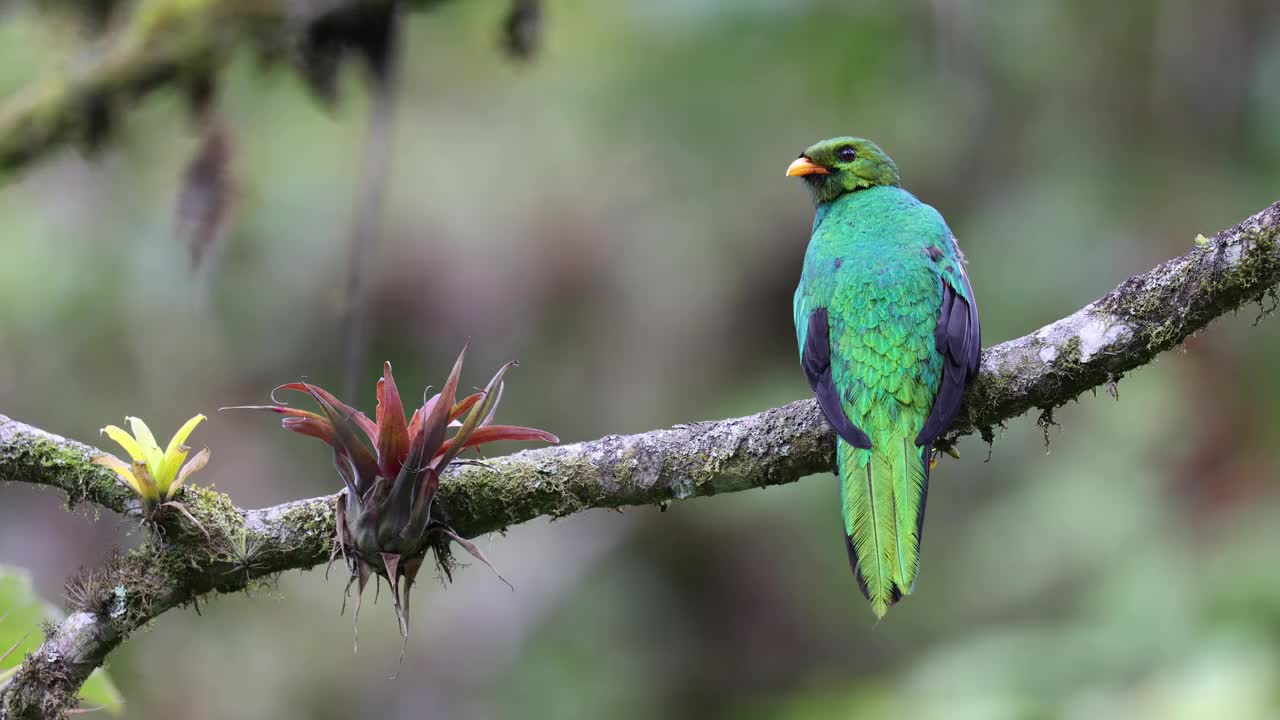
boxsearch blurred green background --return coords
[3,1,1280,718]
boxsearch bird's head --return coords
[785,137,901,205]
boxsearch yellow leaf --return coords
[101,425,146,465]
[126,417,164,479]
[158,414,205,487]
[91,454,143,496]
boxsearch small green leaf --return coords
[1195,233,1210,246]
[80,668,125,715]
[0,566,124,715]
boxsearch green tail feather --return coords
[838,436,930,618]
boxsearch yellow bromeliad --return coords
[93,414,210,507]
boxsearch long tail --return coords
[838,436,931,618]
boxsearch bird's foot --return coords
[930,438,962,470]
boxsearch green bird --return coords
[787,137,981,618]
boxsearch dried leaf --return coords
[502,0,542,60]
[177,122,236,272]
[436,527,513,591]
[160,500,209,538]
[380,552,408,640]
[130,460,158,502]
[81,92,114,155]
[167,447,210,500]
[352,560,372,654]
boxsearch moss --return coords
[1099,223,1280,353]
[122,483,244,551]
[690,450,732,495]
[1035,407,1059,450]
[172,484,237,528]
[131,0,221,38]
[277,499,336,541]
[613,448,639,493]
[69,547,174,631]
[2,655,78,720]
[1101,259,1193,350]
[1057,336,1083,367]
[438,453,609,535]
[972,425,992,444]
[960,351,1036,429]
[0,434,126,512]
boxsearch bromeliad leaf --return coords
[126,416,164,478]
[158,414,204,482]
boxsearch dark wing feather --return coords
[803,308,872,449]
[915,265,981,446]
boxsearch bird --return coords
[787,137,981,618]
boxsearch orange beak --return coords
[785,156,829,177]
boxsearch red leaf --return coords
[282,416,337,445]
[409,346,466,508]
[450,393,484,422]
[418,387,479,426]
[413,347,465,465]
[222,404,328,423]
[376,361,409,478]
[436,425,558,457]
[431,361,516,472]
[274,382,376,443]
[420,391,442,422]
[375,377,385,428]
[406,406,423,448]
[299,382,379,482]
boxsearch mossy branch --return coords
[1,199,1278,718]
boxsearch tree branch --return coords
[1,199,1277,718]
[0,0,423,179]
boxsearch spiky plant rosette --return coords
[230,348,557,637]
[92,414,211,533]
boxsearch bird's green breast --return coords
[794,186,949,430]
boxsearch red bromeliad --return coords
[229,347,557,639]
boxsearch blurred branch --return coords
[0,0,432,179]
[1,1,238,177]
[1,199,1278,718]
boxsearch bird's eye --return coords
[837,146,857,162]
